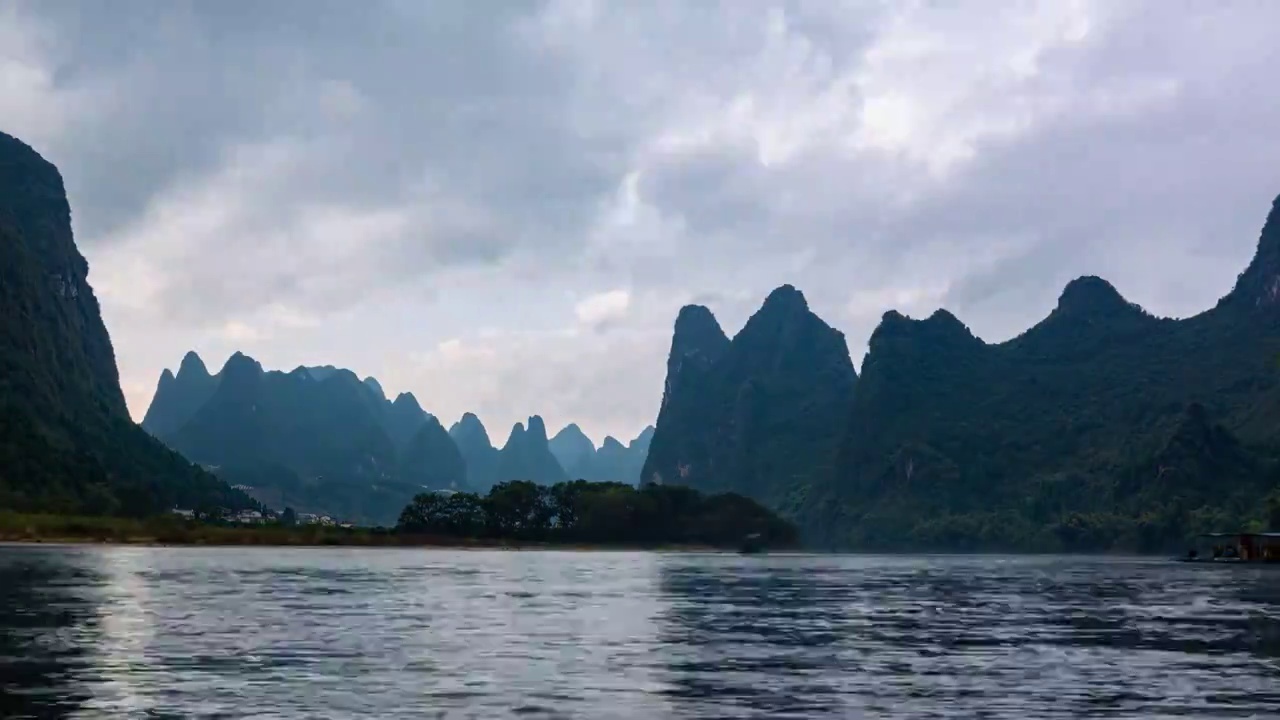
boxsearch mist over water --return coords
[1,547,1278,719]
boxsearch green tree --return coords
[483,481,552,539]
[394,480,798,548]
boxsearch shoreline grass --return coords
[0,512,726,551]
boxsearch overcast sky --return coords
[4,0,1279,445]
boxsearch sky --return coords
[3,0,1280,446]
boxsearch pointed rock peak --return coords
[669,305,730,374]
[1258,192,1280,261]
[363,376,386,400]
[630,425,656,449]
[392,392,423,412]
[869,308,977,349]
[177,351,209,378]
[304,365,340,381]
[154,368,177,394]
[1058,275,1125,305]
[673,304,728,342]
[1054,276,1135,317]
[503,422,527,447]
[761,284,809,312]
[450,412,493,447]
[601,436,625,450]
[739,284,830,340]
[322,368,361,385]
[549,422,596,467]
[1225,193,1280,310]
[0,131,47,161]
[552,423,590,442]
[220,351,264,380]
[865,309,906,340]
[526,415,549,441]
[452,412,487,433]
[868,310,913,341]
[923,308,978,341]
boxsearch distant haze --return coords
[5,1,1280,442]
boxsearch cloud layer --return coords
[5,0,1280,443]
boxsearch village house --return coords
[233,509,265,524]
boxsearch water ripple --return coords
[0,547,1277,718]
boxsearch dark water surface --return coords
[1,547,1278,719]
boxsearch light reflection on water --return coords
[1,546,1278,718]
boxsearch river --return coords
[0,546,1277,718]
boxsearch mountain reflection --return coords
[655,557,855,717]
[0,547,105,719]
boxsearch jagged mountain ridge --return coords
[141,351,219,438]
[449,412,500,491]
[450,413,652,490]
[549,424,594,471]
[144,352,454,524]
[0,130,253,514]
[551,424,655,484]
[644,196,1280,551]
[643,285,859,516]
[494,416,569,487]
[143,352,636,514]
[166,353,399,483]
[398,416,466,490]
[816,194,1280,550]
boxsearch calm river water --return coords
[0,546,1278,719]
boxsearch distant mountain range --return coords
[4,125,1278,551]
[141,351,653,524]
[549,423,655,486]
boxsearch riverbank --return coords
[0,513,726,551]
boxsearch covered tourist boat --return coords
[1179,532,1280,563]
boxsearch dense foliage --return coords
[0,131,256,516]
[397,480,799,548]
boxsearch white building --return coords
[234,510,265,524]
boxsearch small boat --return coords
[738,532,765,555]
[1177,532,1280,564]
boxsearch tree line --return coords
[396,479,798,547]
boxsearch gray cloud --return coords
[4,0,1280,442]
